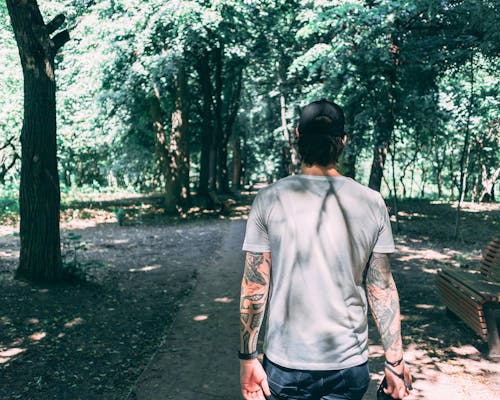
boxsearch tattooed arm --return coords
[366,252,412,399]
[239,251,271,400]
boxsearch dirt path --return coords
[130,220,500,400]
[130,220,244,399]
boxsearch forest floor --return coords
[0,192,499,399]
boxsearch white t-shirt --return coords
[242,174,395,370]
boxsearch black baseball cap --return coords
[297,99,345,137]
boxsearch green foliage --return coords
[113,208,126,226]
[61,232,105,283]
[1,0,498,202]
[0,185,18,224]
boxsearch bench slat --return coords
[481,258,500,276]
[440,288,486,324]
[440,269,500,302]
[436,279,485,317]
[436,282,488,338]
[482,240,500,277]
[436,238,499,348]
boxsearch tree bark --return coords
[390,137,399,233]
[218,66,243,193]
[368,33,398,192]
[434,145,444,199]
[7,0,69,282]
[165,61,190,214]
[196,53,213,196]
[340,102,357,179]
[480,166,500,202]
[150,84,169,194]
[232,137,242,190]
[455,51,474,238]
[368,139,389,192]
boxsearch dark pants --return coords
[263,356,370,400]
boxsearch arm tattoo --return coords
[365,253,403,359]
[240,252,271,354]
[244,253,267,285]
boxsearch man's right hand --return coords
[240,359,271,400]
[384,362,412,399]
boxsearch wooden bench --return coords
[435,237,500,359]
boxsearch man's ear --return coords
[342,134,348,145]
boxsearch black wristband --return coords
[385,356,404,367]
[238,351,259,360]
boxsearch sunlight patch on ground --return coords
[0,250,18,258]
[399,211,428,218]
[214,297,233,303]
[449,345,480,356]
[64,317,84,328]
[397,246,450,262]
[129,265,161,272]
[29,332,46,342]
[414,304,435,310]
[111,239,129,244]
[393,342,500,399]
[430,201,500,213]
[61,219,99,230]
[0,347,26,364]
[0,225,18,237]
[193,314,209,321]
[8,338,23,347]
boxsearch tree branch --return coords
[0,136,16,152]
[52,30,70,54]
[46,13,65,35]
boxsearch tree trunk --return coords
[232,137,242,190]
[150,84,170,196]
[368,140,388,192]
[340,103,357,179]
[434,146,444,199]
[420,167,427,198]
[455,51,474,239]
[369,33,397,193]
[390,139,399,233]
[219,67,243,193]
[165,61,190,214]
[342,150,357,179]
[480,166,500,202]
[368,90,394,192]
[196,53,214,197]
[7,0,69,282]
[399,149,418,199]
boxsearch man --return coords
[239,100,412,400]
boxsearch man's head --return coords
[297,99,346,167]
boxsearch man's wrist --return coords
[238,350,259,360]
[385,355,404,367]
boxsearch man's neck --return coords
[300,163,343,177]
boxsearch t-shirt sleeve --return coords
[372,195,395,253]
[242,190,271,253]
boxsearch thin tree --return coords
[6,0,69,282]
[454,51,474,239]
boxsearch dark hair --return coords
[297,99,346,166]
[298,128,345,166]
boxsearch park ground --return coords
[0,193,499,399]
